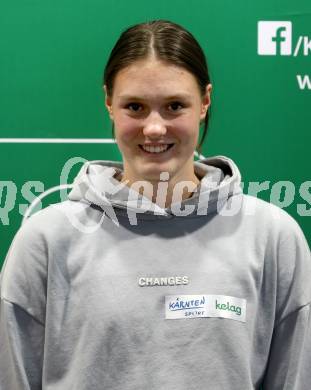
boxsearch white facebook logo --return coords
[258,21,292,55]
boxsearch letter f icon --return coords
[272,27,287,55]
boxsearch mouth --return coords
[139,143,175,154]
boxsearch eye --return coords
[168,101,184,111]
[126,103,143,112]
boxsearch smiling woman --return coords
[0,19,310,390]
[104,58,211,207]
[102,20,212,207]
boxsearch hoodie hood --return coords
[68,155,242,221]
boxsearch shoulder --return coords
[14,199,95,242]
[241,194,308,243]
[1,200,89,283]
[240,195,310,279]
[241,195,311,321]
[0,200,90,318]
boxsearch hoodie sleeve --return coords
[262,212,311,390]
[262,303,311,390]
[0,215,48,390]
[0,298,45,390]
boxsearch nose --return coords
[142,112,167,139]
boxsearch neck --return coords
[118,171,201,209]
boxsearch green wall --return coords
[1,0,310,269]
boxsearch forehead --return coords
[112,58,201,99]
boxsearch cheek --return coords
[172,116,200,142]
[176,109,200,126]
[114,115,140,142]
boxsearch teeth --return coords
[142,144,170,153]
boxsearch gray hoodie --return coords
[0,155,310,390]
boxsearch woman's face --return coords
[104,58,212,184]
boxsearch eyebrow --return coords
[117,94,192,101]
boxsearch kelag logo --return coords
[258,21,292,56]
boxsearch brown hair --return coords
[103,19,211,155]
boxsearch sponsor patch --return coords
[165,294,246,322]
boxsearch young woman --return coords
[0,20,310,390]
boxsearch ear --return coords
[103,84,114,120]
[200,83,212,122]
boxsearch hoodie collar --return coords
[68,156,242,220]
